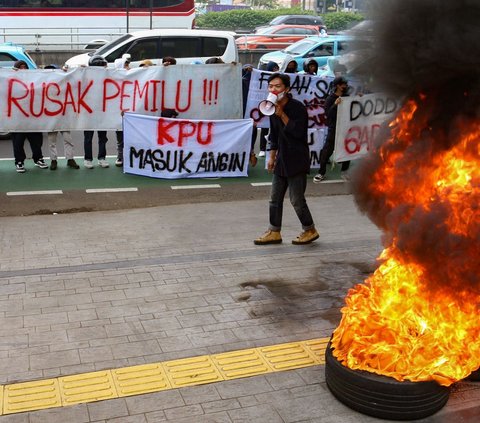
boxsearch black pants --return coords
[318,128,350,176]
[12,132,43,165]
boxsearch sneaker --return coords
[50,159,57,170]
[258,151,266,157]
[15,162,25,173]
[98,159,110,168]
[115,158,123,167]
[313,174,325,183]
[292,228,319,245]
[84,160,94,169]
[34,159,48,169]
[341,171,350,182]
[254,230,282,245]
[67,159,80,169]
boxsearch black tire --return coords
[325,342,450,421]
[466,368,480,381]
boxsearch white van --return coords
[66,29,238,67]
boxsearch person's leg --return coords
[288,173,315,231]
[318,129,335,176]
[268,174,289,232]
[62,131,75,159]
[12,133,27,165]
[259,128,269,152]
[28,132,45,162]
[115,131,123,165]
[84,131,93,161]
[341,160,350,171]
[97,131,108,160]
[48,132,57,160]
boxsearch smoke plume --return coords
[351,0,480,297]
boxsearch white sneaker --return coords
[98,159,110,168]
[115,158,123,167]
[84,160,94,169]
[313,173,325,183]
[258,151,266,157]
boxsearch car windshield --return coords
[270,16,284,25]
[283,39,317,55]
[95,34,133,56]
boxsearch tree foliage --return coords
[195,9,364,32]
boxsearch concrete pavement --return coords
[0,195,478,422]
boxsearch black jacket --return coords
[269,96,310,177]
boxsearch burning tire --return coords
[325,342,450,421]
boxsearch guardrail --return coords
[0,28,318,51]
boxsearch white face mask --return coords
[276,91,285,101]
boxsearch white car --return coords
[66,29,238,68]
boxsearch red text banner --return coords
[0,64,242,132]
[333,93,401,162]
[244,69,365,130]
[123,113,253,179]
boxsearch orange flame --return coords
[331,97,480,386]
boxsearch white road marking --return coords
[86,188,138,193]
[171,184,221,190]
[6,190,63,196]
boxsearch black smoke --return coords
[350,0,480,297]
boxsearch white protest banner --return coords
[333,93,401,162]
[244,69,365,130]
[123,113,253,179]
[0,64,242,132]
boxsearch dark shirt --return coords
[269,96,310,177]
[324,93,340,129]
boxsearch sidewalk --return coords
[0,195,478,422]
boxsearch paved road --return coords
[0,195,478,422]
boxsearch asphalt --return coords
[0,188,478,422]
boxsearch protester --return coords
[43,64,79,170]
[205,57,224,64]
[162,56,176,66]
[266,61,280,72]
[139,59,154,67]
[11,60,48,173]
[302,58,319,75]
[254,73,319,245]
[313,76,351,183]
[84,55,109,169]
[280,56,298,74]
[114,57,131,167]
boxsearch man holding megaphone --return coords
[254,73,319,246]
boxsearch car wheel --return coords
[320,28,327,35]
[325,341,450,420]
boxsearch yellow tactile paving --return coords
[212,348,273,379]
[303,338,329,364]
[59,371,117,405]
[163,355,225,388]
[258,341,319,371]
[112,363,171,397]
[3,379,61,414]
[0,337,329,415]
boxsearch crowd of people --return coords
[10,54,351,247]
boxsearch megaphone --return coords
[258,93,278,116]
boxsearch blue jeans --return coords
[269,173,315,232]
[84,131,108,161]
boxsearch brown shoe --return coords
[292,228,319,245]
[67,159,80,169]
[49,160,57,170]
[254,230,282,245]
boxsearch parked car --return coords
[256,15,327,35]
[0,42,37,138]
[66,29,238,67]
[83,39,109,50]
[258,35,371,71]
[236,25,319,50]
[0,42,37,70]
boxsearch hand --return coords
[249,153,257,167]
[335,97,342,105]
[267,157,275,173]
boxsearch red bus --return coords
[0,0,195,47]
